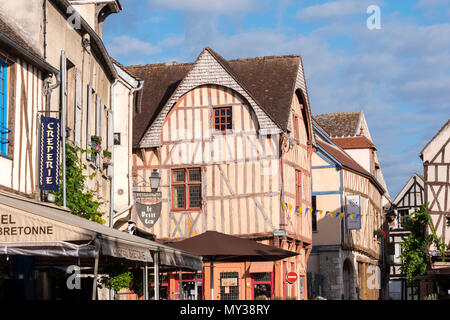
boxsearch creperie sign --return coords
[39,116,61,191]
[0,214,53,236]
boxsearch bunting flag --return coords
[282,203,286,211]
[288,204,293,212]
[298,206,303,215]
[350,213,354,220]
[329,211,334,217]
[319,210,323,217]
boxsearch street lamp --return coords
[149,169,161,192]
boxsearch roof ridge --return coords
[314,111,362,116]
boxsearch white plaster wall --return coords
[344,148,371,173]
[0,0,43,56]
[113,80,132,212]
[0,157,12,188]
[422,122,449,163]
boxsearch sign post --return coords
[286,271,298,284]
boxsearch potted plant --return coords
[374,228,386,240]
[91,135,102,153]
[103,149,112,165]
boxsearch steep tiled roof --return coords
[313,112,361,138]
[126,49,307,145]
[332,136,376,150]
[0,18,41,58]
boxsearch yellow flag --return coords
[330,212,334,217]
[340,212,344,219]
[288,204,293,212]
[299,206,303,215]
[319,210,323,217]
[350,214,354,220]
[282,203,286,211]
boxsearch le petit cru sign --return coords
[136,202,162,228]
[39,116,61,191]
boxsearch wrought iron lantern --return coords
[149,169,161,192]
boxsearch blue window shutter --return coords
[0,61,9,156]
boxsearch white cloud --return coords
[415,0,450,9]
[147,0,259,14]
[107,35,161,57]
[297,0,383,22]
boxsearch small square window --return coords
[213,107,232,132]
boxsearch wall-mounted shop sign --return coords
[39,116,61,191]
[221,278,238,287]
[346,194,361,230]
[136,202,162,228]
[134,191,162,199]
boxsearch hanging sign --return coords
[346,194,361,230]
[39,116,61,191]
[135,202,162,228]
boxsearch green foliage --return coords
[423,293,437,300]
[254,295,268,300]
[100,263,132,292]
[399,204,448,289]
[129,268,154,298]
[272,296,283,300]
[52,143,106,224]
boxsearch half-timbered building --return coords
[388,173,424,300]
[127,47,314,300]
[307,118,386,300]
[419,119,450,298]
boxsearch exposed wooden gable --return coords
[138,48,281,148]
[393,174,424,209]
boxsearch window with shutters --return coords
[74,68,82,147]
[0,60,9,157]
[171,168,202,210]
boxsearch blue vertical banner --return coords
[39,116,61,191]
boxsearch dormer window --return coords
[213,107,232,132]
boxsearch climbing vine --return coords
[52,143,106,224]
[399,204,447,290]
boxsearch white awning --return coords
[0,191,202,269]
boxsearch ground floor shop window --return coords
[151,274,169,300]
[175,273,203,300]
[252,272,273,300]
[220,272,239,300]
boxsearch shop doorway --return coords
[343,259,353,300]
[251,272,273,300]
[176,273,203,300]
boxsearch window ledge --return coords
[0,154,12,161]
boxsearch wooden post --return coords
[178,269,183,300]
[92,254,99,300]
[154,251,160,300]
[210,261,214,300]
[194,271,198,300]
[144,263,148,300]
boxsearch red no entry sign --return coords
[286,271,298,284]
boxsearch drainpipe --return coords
[128,80,144,211]
[61,51,67,207]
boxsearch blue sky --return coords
[103,0,450,198]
